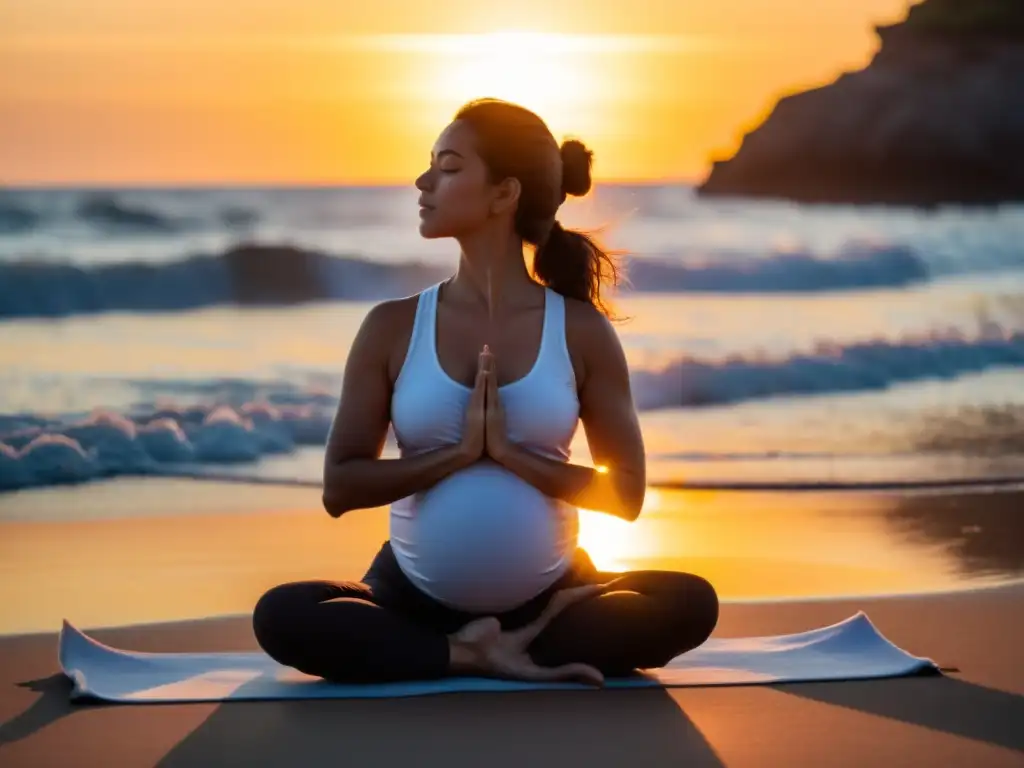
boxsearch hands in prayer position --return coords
[458,345,510,465]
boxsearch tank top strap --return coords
[540,288,570,367]
[422,281,441,344]
[399,282,441,378]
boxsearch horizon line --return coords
[0,175,706,191]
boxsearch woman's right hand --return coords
[458,346,491,465]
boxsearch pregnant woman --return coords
[253,98,718,686]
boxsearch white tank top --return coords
[389,281,581,613]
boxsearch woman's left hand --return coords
[484,350,511,461]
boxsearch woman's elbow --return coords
[322,492,348,518]
[323,450,371,518]
[600,491,643,522]
[620,482,646,522]
[621,500,643,522]
[322,471,353,518]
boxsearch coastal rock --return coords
[697,0,1024,206]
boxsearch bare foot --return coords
[447,583,609,686]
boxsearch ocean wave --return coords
[0,193,264,237]
[0,201,41,234]
[2,328,1022,493]
[625,243,929,293]
[0,241,941,320]
[630,328,1024,409]
[75,194,184,233]
[0,404,334,492]
[72,195,262,233]
[0,244,450,319]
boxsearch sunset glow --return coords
[577,489,661,572]
[0,1,913,184]
[432,32,603,130]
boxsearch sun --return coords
[577,512,634,573]
[433,31,597,135]
[577,489,661,572]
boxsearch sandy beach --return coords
[0,582,1021,766]
[1,480,1022,766]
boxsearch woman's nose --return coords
[415,171,432,191]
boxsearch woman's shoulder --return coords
[360,292,421,335]
[563,295,619,349]
[355,291,428,381]
[562,295,626,386]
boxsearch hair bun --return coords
[560,139,593,197]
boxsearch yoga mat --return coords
[58,612,938,703]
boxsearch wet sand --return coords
[2,479,1022,635]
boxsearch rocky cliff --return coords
[697,0,1024,206]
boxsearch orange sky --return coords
[1,0,912,185]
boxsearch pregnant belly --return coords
[390,460,579,613]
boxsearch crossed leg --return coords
[526,569,719,676]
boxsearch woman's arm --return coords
[322,300,476,518]
[490,304,646,521]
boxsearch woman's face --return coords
[415,120,502,240]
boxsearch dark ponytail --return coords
[531,140,621,318]
[454,99,623,319]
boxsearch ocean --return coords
[2,184,1023,496]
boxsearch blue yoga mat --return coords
[58,612,937,703]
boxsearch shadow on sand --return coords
[154,685,726,768]
[781,675,1024,753]
[0,671,726,768]
[4,667,1022,766]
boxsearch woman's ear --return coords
[490,177,521,215]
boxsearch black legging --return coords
[252,541,719,683]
